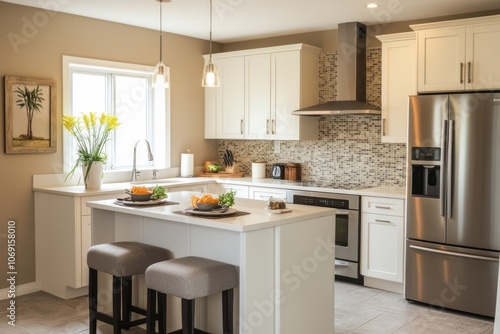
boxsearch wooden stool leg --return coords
[182,299,195,334]
[146,288,157,334]
[222,289,234,334]
[158,292,167,334]
[89,268,98,334]
[112,275,121,334]
[122,276,132,329]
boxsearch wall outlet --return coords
[274,141,281,154]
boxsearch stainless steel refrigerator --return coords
[405,92,500,317]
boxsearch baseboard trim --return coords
[364,276,404,294]
[0,282,39,300]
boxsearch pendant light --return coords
[202,0,220,87]
[153,0,170,88]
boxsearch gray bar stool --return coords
[87,241,170,334]
[145,256,238,334]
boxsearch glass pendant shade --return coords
[153,60,169,88]
[202,58,219,87]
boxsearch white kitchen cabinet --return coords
[249,186,287,201]
[361,196,405,283]
[412,15,500,92]
[218,183,249,199]
[204,44,320,140]
[35,191,125,299]
[377,32,416,143]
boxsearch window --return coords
[62,56,170,174]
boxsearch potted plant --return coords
[63,112,120,189]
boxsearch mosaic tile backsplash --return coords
[219,48,407,188]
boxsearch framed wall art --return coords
[4,76,56,153]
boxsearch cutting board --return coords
[197,172,244,178]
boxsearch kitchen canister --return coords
[285,163,301,181]
[180,149,194,177]
[251,162,266,179]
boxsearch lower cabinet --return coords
[361,196,405,283]
[35,191,125,299]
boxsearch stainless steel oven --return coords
[286,190,363,283]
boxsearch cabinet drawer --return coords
[362,196,404,216]
[249,187,287,201]
[219,184,249,199]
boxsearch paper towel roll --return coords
[181,153,194,177]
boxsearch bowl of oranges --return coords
[191,194,221,211]
[127,186,153,201]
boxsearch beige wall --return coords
[0,2,219,289]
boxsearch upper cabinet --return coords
[204,44,320,140]
[377,32,416,144]
[412,15,500,93]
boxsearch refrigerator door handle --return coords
[440,120,448,217]
[409,245,499,262]
[447,120,454,219]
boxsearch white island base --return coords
[88,192,335,334]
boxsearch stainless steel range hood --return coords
[293,22,381,116]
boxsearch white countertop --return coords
[33,176,406,199]
[87,191,336,232]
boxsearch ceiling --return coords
[3,0,500,43]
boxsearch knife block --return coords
[225,163,240,174]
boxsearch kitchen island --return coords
[87,191,335,334]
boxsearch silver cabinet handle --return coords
[374,205,391,210]
[460,62,464,84]
[382,118,386,136]
[335,260,349,267]
[375,219,392,224]
[266,119,269,135]
[272,119,275,135]
[467,62,472,84]
[240,119,243,134]
[410,245,498,262]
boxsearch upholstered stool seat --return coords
[145,256,238,334]
[87,241,170,334]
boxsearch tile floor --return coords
[0,282,495,333]
[335,281,494,334]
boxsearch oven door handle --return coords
[335,259,350,267]
[336,210,350,215]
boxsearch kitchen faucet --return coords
[131,139,154,181]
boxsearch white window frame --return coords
[62,55,171,175]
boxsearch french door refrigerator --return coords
[405,92,500,317]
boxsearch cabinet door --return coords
[381,38,416,143]
[245,54,271,139]
[216,57,245,139]
[271,51,301,140]
[361,213,404,282]
[417,28,466,92]
[466,24,500,90]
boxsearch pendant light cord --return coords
[159,0,163,63]
[209,0,213,60]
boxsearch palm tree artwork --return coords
[15,85,45,140]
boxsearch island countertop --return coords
[87,191,336,232]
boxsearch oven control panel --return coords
[293,195,350,209]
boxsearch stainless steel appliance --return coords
[286,189,363,283]
[292,22,380,116]
[406,93,500,317]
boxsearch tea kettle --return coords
[271,163,285,179]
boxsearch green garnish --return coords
[218,189,236,207]
[151,185,167,200]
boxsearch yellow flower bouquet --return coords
[63,112,120,185]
